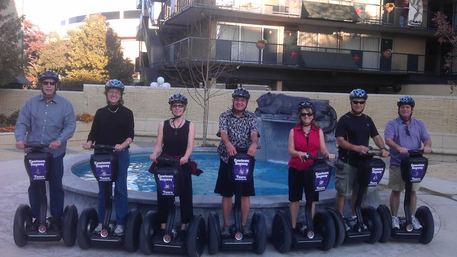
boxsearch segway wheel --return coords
[77,208,98,249]
[416,206,434,244]
[325,207,345,247]
[13,204,32,247]
[62,205,78,247]
[362,206,382,243]
[271,211,291,253]
[186,215,206,257]
[252,212,267,254]
[125,209,142,252]
[377,205,392,243]
[314,211,336,251]
[139,211,156,254]
[207,212,221,255]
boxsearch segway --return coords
[272,154,336,253]
[377,149,434,244]
[330,148,385,244]
[13,144,78,247]
[139,155,206,257]
[77,144,141,251]
[207,153,267,254]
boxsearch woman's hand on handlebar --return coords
[327,153,336,161]
[149,153,157,162]
[114,144,125,152]
[180,156,189,165]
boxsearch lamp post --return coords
[256,39,267,64]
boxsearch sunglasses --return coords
[42,81,56,86]
[172,104,185,108]
[404,126,411,136]
[300,112,314,117]
[352,100,366,105]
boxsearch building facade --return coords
[138,0,457,92]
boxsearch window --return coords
[101,11,120,20]
[124,10,141,19]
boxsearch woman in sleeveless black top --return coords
[150,93,195,230]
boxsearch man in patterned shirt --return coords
[214,88,259,236]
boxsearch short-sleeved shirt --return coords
[217,109,258,163]
[384,117,430,166]
[335,112,379,165]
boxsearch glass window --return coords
[102,11,120,20]
[341,33,361,50]
[124,10,141,19]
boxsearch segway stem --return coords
[38,181,47,226]
[304,199,314,231]
[234,184,242,232]
[165,200,176,235]
[103,182,113,230]
[403,170,413,226]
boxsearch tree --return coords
[66,14,109,84]
[36,34,70,79]
[23,19,46,85]
[106,27,134,84]
[0,0,23,86]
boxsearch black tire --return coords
[186,215,206,257]
[62,205,78,247]
[377,205,392,243]
[271,211,292,253]
[139,211,156,255]
[362,206,382,244]
[416,206,434,244]
[125,210,142,252]
[314,211,336,251]
[252,212,267,254]
[207,212,220,255]
[77,208,98,249]
[325,207,345,248]
[13,204,32,247]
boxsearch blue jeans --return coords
[97,149,129,225]
[28,153,65,219]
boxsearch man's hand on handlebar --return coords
[354,145,369,154]
[422,146,432,154]
[225,143,237,156]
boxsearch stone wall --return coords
[1,85,457,154]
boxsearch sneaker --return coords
[411,216,423,230]
[345,216,357,231]
[221,226,230,237]
[114,225,125,236]
[243,225,252,236]
[94,223,103,233]
[392,216,400,229]
[29,218,40,231]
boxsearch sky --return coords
[14,0,139,33]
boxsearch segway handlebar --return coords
[90,144,115,151]
[24,144,49,152]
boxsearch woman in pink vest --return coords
[287,100,335,233]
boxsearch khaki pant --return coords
[335,161,358,195]
[388,165,421,192]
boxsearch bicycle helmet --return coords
[38,70,60,83]
[232,88,250,100]
[397,96,415,108]
[349,88,368,100]
[168,93,188,105]
[105,79,125,92]
[297,100,315,114]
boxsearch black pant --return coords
[157,167,193,224]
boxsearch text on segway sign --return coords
[157,174,175,196]
[233,158,250,181]
[29,159,46,180]
[94,161,112,181]
[368,167,385,187]
[410,163,425,183]
[314,169,331,192]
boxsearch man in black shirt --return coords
[334,89,388,222]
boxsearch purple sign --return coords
[368,166,385,187]
[232,158,250,182]
[94,161,112,182]
[314,169,331,192]
[28,159,47,181]
[410,163,426,183]
[157,174,175,196]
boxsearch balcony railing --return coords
[161,0,428,29]
[162,37,425,74]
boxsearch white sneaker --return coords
[391,216,400,229]
[94,223,103,233]
[114,225,125,236]
[411,216,423,230]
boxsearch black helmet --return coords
[349,88,368,100]
[297,100,315,114]
[232,88,250,100]
[105,79,125,93]
[168,93,188,105]
[397,96,415,108]
[38,70,60,83]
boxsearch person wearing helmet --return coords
[384,96,432,230]
[15,70,76,231]
[82,79,134,236]
[214,87,258,236]
[149,93,196,231]
[334,88,389,222]
[287,100,335,233]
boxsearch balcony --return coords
[161,37,425,74]
[160,0,429,30]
